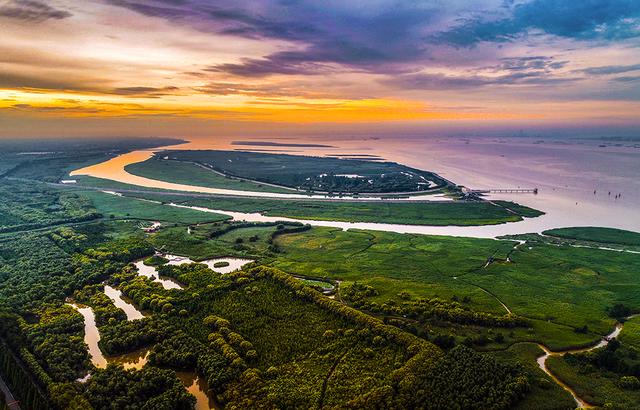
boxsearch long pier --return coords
[465,188,538,194]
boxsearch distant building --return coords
[142,222,162,233]
[60,179,77,184]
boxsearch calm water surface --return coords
[71,136,640,233]
[134,254,254,288]
[104,285,146,320]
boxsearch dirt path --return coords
[318,351,349,409]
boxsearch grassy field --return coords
[79,190,229,224]
[546,355,640,408]
[158,149,448,193]
[619,315,640,349]
[123,191,538,226]
[492,343,575,410]
[271,227,640,349]
[125,158,295,193]
[148,223,281,260]
[463,242,640,336]
[273,227,514,313]
[543,227,640,247]
[492,200,545,218]
[69,175,543,226]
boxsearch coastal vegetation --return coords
[543,227,640,247]
[125,158,295,194]
[99,187,541,226]
[78,190,228,225]
[133,150,448,194]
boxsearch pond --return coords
[135,254,254,287]
[134,260,184,290]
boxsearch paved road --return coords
[0,374,21,410]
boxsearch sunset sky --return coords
[1,0,640,137]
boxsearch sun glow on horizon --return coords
[1,0,639,136]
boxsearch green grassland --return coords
[546,354,640,408]
[125,157,295,193]
[544,226,640,247]
[147,223,286,260]
[78,190,229,225]
[271,227,640,349]
[619,315,640,349]
[116,188,539,226]
[157,149,448,193]
[492,200,545,218]
[492,343,576,410]
[272,227,514,312]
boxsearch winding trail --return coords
[318,351,349,409]
[469,282,512,314]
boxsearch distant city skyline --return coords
[1,0,639,137]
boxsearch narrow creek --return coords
[177,371,220,410]
[104,285,146,320]
[68,300,214,406]
[536,318,633,408]
[68,254,253,406]
[134,260,184,290]
[68,303,107,370]
[68,298,149,372]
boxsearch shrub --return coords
[619,376,640,390]
[213,261,230,268]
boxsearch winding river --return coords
[69,294,215,408]
[536,317,635,408]
[104,285,146,320]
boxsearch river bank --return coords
[70,136,640,233]
[536,315,637,408]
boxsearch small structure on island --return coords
[139,222,162,233]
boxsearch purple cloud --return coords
[0,0,71,22]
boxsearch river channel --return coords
[535,316,636,408]
[67,255,253,407]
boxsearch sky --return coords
[1,0,640,138]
